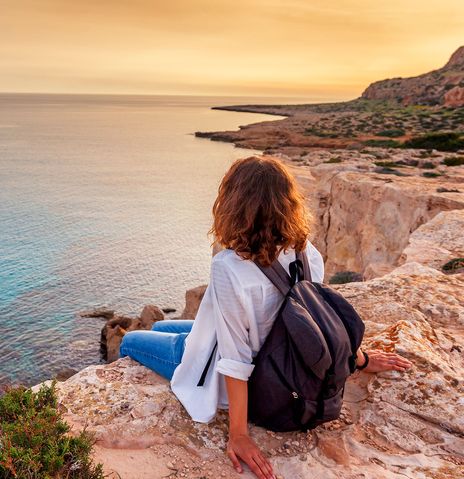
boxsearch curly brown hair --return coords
[209,155,312,267]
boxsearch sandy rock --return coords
[101,306,165,362]
[400,209,464,270]
[181,284,208,319]
[310,169,464,278]
[101,320,130,362]
[140,304,164,328]
[444,86,464,107]
[35,267,464,479]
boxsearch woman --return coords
[120,156,412,479]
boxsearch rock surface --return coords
[100,305,165,362]
[181,284,207,319]
[444,86,464,108]
[399,209,464,270]
[309,167,464,279]
[39,262,464,478]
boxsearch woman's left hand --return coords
[362,349,413,373]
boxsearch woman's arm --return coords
[356,347,412,373]
[225,375,275,479]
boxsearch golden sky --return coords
[1,0,463,99]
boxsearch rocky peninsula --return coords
[195,46,464,155]
[32,47,464,478]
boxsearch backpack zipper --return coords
[269,356,301,400]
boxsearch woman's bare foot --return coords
[362,350,413,373]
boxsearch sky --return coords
[1,0,463,100]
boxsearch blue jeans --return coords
[119,320,194,380]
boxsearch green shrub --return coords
[422,171,442,178]
[0,382,104,479]
[376,128,406,137]
[403,132,464,152]
[324,157,342,163]
[442,258,464,272]
[443,156,464,166]
[329,271,363,284]
[421,161,436,169]
[363,139,401,148]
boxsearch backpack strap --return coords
[296,247,312,282]
[253,247,312,296]
[197,341,217,386]
[253,258,293,296]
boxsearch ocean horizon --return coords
[0,92,317,386]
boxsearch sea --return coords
[0,93,314,386]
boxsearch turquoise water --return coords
[0,93,291,386]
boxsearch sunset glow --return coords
[1,0,463,99]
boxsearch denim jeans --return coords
[119,319,194,380]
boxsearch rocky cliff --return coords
[34,151,464,478]
[36,264,464,479]
[361,46,464,107]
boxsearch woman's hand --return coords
[361,349,413,373]
[224,375,275,479]
[227,433,275,479]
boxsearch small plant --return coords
[374,160,405,168]
[422,171,442,178]
[0,381,104,479]
[324,157,342,163]
[376,128,405,138]
[329,271,363,284]
[375,166,409,176]
[442,258,464,273]
[443,156,464,166]
[421,161,436,169]
[363,139,401,148]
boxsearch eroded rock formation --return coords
[361,46,464,106]
[309,165,464,279]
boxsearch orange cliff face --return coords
[361,46,464,107]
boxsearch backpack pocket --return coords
[282,297,332,379]
[321,388,344,422]
[295,389,343,430]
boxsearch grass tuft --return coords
[328,271,363,284]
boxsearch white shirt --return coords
[170,240,325,423]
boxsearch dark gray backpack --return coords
[248,250,365,432]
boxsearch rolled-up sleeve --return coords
[210,258,255,381]
[307,241,325,283]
